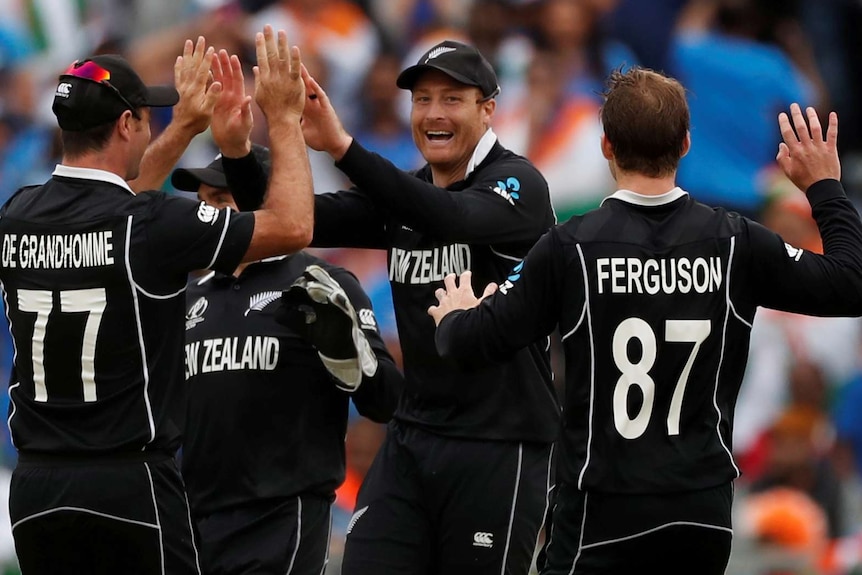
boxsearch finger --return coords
[460,270,473,292]
[806,106,823,143]
[434,288,446,303]
[212,50,226,85]
[182,38,194,63]
[255,31,268,75]
[826,111,839,150]
[277,29,289,66]
[193,36,206,66]
[230,54,245,89]
[197,46,216,87]
[443,273,458,293]
[289,45,301,80]
[777,112,797,150]
[252,65,261,96]
[789,103,810,144]
[264,25,279,64]
[303,70,331,106]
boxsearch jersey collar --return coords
[53,164,135,195]
[601,187,688,207]
[465,128,498,178]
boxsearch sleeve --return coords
[143,193,254,276]
[749,179,862,315]
[328,267,402,422]
[335,140,552,246]
[222,152,268,212]
[312,190,390,249]
[222,148,389,249]
[435,229,563,367]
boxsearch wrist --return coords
[220,140,252,159]
[329,134,353,162]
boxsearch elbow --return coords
[282,219,314,252]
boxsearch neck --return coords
[62,150,127,180]
[613,170,678,196]
[431,157,470,188]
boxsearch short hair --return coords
[600,67,689,178]
[60,120,118,158]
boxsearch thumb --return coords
[481,282,498,300]
[206,81,223,105]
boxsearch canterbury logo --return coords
[424,46,456,62]
[347,506,369,535]
[358,308,377,329]
[244,291,281,316]
[56,82,72,97]
[197,202,219,225]
[473,532,494,548]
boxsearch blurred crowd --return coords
[2,0,862,573]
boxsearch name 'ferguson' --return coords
[596,256,723,295]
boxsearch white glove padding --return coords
[279,265,378,391]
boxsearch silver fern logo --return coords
[347,506,369,535]
[424,46,456,63]
[244,291,282,316]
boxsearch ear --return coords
[481,97,496,124]
[116,110,135,142]
[680,131,691,158]
[601,133,614,160]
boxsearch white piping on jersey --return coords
[531,444,556,562]
[125,216,157,445]
[566,492,590,575]
[579,520,733,551]
[181,477,203,574]
[714,237,741,477]
[285,496,302,575]
[499,442,524,575]
[12,506,160,531]
[1,282,20,448]
[489,247,522,262]
[574,244,596,490]
[465,128,498,178]
[205,207,233,272]
[561,302,586,342]
[319,506,332,575]
[53,164,135,194]
[144,462,166,575]
[196,271,217,286]
[600,187,687,207]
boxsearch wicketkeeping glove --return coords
[277,265,378,391]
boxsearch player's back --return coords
[0,176,189,455]
[556,190,748,493]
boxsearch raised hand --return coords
[427,271,497,326]
[211,49,253,157]
[776,103,840,192]
[172,36,221,135]
[300,66,353,160]
[253,25,304,123]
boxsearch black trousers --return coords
[540,482,733,575]
[10,452,200,575]
[342,421,555,575]
[194,495,332,575]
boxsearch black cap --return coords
[52,54,179,131]
[171,144,272,193]
[396,40,500,99]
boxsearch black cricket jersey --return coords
[181,252,400,516]
[436,181,862,493]
[0,166,254,456]
[224,133,561,443]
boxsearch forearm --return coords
[129,122,196,192]
[351,355,402,423]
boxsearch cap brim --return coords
[396,64,479,91]
[144,85,179,107]
[171,167,227,191]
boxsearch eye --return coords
[412,95,431,104]
[444,96,462,104]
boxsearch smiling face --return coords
[409,70,495,186]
